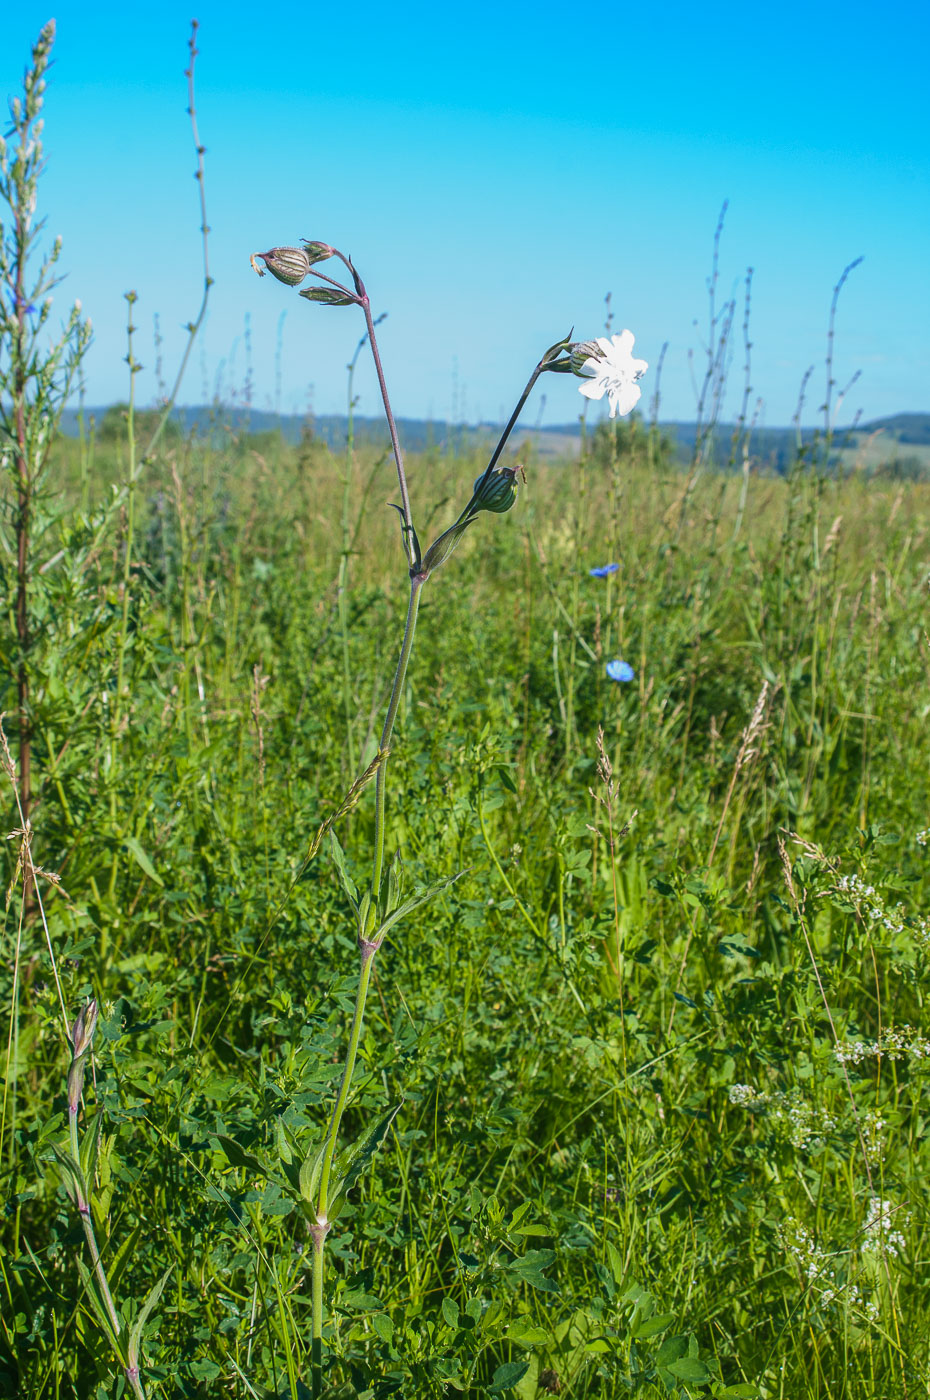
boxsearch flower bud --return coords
[250,246,312,286]
[69,998,98,1059]
[301,240,335,265]
[470,466,520,515]
[67,999,98,1114]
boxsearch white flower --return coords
[576,330,648,418]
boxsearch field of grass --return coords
[2,408,930,1398]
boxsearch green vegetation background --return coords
[2,416,929,1398]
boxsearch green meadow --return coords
[3,410,930,1398]
[3,22,930,1400]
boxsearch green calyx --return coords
[469,466,519,515]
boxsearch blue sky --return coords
[6,0,929,428]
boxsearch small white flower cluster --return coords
[728,1083,765,1107]
[834,1025,930,1066]
[862,1195,909,1258]
[728,1084,836,1151]
[916,828,930,847]
[782,1222,879,1323]
[833,872,930,950]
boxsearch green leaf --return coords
[330,832,359,909]
[127,1265,173,1371]
[331,1102,402,1205]
[441,1297,459,1329]
[668,1356,711,1384]
[656,1334,689,1366]
[716,1387,758,1398]
[635,1312,675,1339]
[75,1258,126,1361]
[299,287,356,306]
[78,1111,103,1188]
[122,835,164,887]
[489,1361,530,1393]
[299,1136,325,1204]
[371,1313,394,1345]
[506,1321,550,1346]
[371,870,466,945]
[419,519,475,578]
[216,1135,266,1177]
[50,1144,86,1206]
[384,849,404,917]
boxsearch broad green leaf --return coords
[489,1360,530,1393]
[656,1333,689,1366]
[717,1387,758,1398]
[78,1111,103,1188]
[50,1144,86,1207]
[668,1356,711,1384]
[371,1313,394,1345]
[506,1321,550,1346]
[635,1311,675,1339]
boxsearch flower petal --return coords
[579,378,606,402]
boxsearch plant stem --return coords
[311,573,422,1398]
[68,1090,127,1382]
[480,364,544,481]
[358,290,414,548]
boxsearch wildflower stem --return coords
[68,1068,129,1390]
[480,364,544,484]
[358,290,415,554]
[371,578,422,891]
[311,573,423,1398]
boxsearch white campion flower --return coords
[574,330,648,418]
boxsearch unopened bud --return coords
[301,240,335,265]
[250,246,312,286]
[469,466,521,515]
[69,998,98,1059]
[67,997,98,1115]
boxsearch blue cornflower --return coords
[589,562,619,578]
[606,659,635,683]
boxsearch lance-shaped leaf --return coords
[329,1102,402,1214]
[216,1135,267,1178]
[127,1265,173,1376]
[75,1257,127,1362]
[383,849,404,917]
[51,1144,88,1208]
[419,519,475,579]
[388,503,421,574]
[298,1133,326,1204]
[78,1110,103,1191]
[330,831,359,910]
[370,869,466,946]
[540,328,574,364]
[299,287,357,306]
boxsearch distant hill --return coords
[57,406,929,472]
[858,413,930,445]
